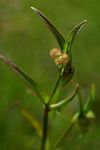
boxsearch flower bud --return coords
[61,53,69,65]
[50,48,61,58]
[55,57,62,65]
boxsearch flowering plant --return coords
[0,7,95,150]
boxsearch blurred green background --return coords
[0,0,100,150]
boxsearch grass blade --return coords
[64,20,87,55]
[31,7,65,50]
[78,88,85,117]
[0,54,49,103]
[16,102,42,137]
[84,83,95,113]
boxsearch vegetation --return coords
[0,6,96,150]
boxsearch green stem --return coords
[41,74,62,149]
[48,75,61,104]
[41,105,49,150]
[78,89,84,117]
[54,122,74,148]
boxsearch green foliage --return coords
[84,83,95,113]
[63,20,87,55]
[31,7,86,86]
[0,5,96,150]
[31,7,65,50]
[0,54,49,103]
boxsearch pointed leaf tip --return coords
[64,20,87,55]
[31,6,35,10]
[31,6,38,12]
[84,83,95,113]
[0,54,49,103]
[31,6,65,50]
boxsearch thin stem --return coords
[78,88,84,117]
[41,74,62,149]
[48,75,61,104]
[41,105,49,150]
[54,122,74,148]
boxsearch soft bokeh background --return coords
[0,0,100,149]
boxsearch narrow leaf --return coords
[78,88,85,117]
[31,7,65,50]
[64,20,87,55]
[84,83,95,113]
[50,84,79,109]
[16,102,42,137]
[0,54,49,103]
